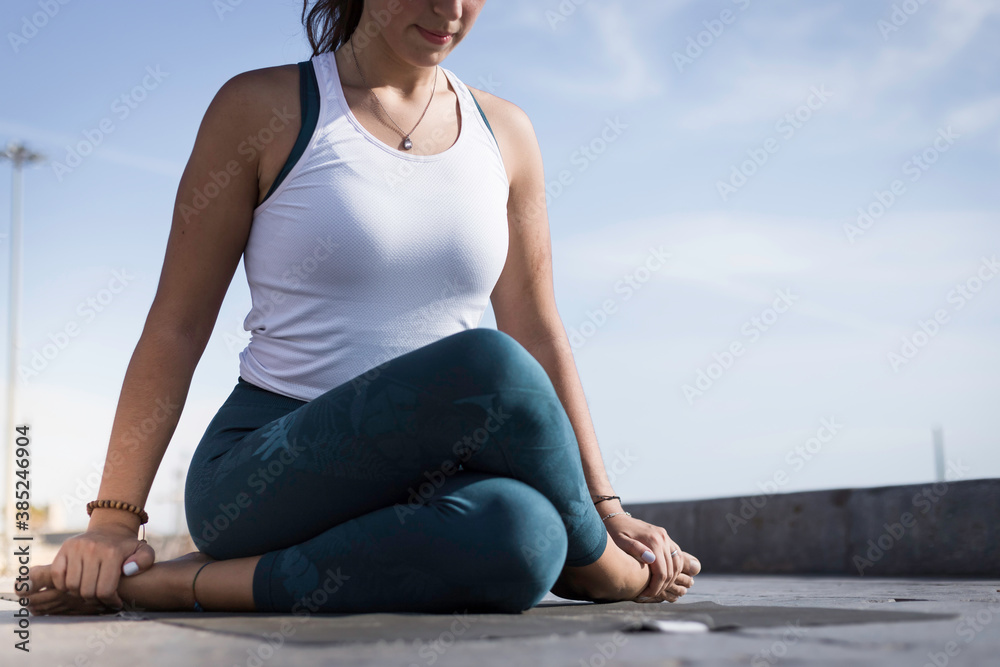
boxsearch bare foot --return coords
[26,551,215,616]
[552,534,701,603]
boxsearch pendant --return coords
[402,136,413,150]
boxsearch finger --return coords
[673,573,694,589]
[78,552,103,600]
[27,564,53,595]
[29,599,65,615]
[26,588,66,606]
[96,558,124,609]
[657,539,678,594]
[64,553,83,595]
[124,541,156,576]
[636,542,671,599]
[663,541,683,590]
[616,535,659,566]
[50,552,67,591]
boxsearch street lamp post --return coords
[1,142,45,577]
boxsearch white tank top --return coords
[237,50,510,401]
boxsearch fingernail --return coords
[123,561,139,577]
[641,550,656,564]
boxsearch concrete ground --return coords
[2,574,998,666]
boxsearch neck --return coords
[338,34,438,100]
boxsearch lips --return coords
[420,27,451,38]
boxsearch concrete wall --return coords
[626,478,999,576]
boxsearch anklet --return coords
[592,495,621,506]
[191,561,213,612]
[600,510,631,521]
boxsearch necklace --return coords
[350,40,437,151]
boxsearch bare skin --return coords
[25,538,700,615]
[552,532,701,603]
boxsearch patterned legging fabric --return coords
[184,328,608,614]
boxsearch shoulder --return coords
[202,63,302,140]
[213,63,299,111]
[464,84,541,188]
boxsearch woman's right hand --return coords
[37,521,156,609]
[632,552,701,603]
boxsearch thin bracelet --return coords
[600,510,631,521]
[593,495,621,506]
[192,561,214,612]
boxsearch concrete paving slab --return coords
[3,574,998,666]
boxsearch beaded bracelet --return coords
[86,499,149,525]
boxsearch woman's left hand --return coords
[603,512,697,601]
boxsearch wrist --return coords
[593,496,623,514]
[88,508,142,533]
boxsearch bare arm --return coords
[482,92,687,602]
[87,69,270,530]
[47,68,290,607]
[479,97,618,506]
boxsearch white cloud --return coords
[515,1,667,103]
[946,94,1000,135]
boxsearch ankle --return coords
[190,560,215,611]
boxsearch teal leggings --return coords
[184,329,608,614]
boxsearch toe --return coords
[683,553,702,576]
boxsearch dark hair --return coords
[302,0,364,56]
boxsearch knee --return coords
[446,329,567,434]
[472,477,568,612]
[446,329,555,395]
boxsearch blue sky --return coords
[1,0,998,533]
